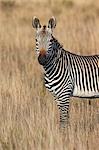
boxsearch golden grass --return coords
[0,0,99,149]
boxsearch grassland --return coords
[0,0,99,149]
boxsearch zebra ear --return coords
[48,16,56,29]
[32,17,41,29]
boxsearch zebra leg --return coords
[56,96,70,128]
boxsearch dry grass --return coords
[0,0,99,149]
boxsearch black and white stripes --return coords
[32,17,99,127]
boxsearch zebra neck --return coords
[50,36,63,51]
[44,36,65,71]
[47,36,63,58]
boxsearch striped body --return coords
[44,51,99,99]
[32,17,99,127]
[43,38,99,127]
[67,53,99,98]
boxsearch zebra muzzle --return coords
[38,53,47,66]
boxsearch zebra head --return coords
[32,17,56,65]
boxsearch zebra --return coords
[32,16,99,127]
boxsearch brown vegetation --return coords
[0,0,99,149]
